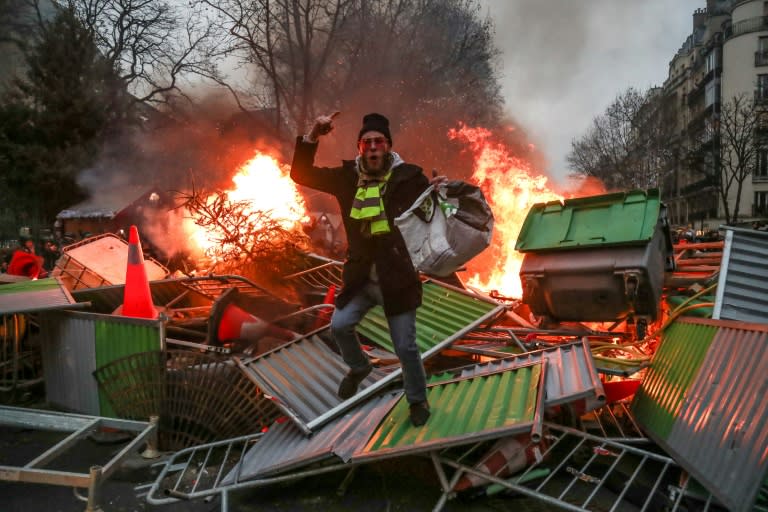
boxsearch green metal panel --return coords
[515,189,661,252]
[665,295,714,318]
[94,317,163,417]
[365,363,541,453]
[0,277,79,315]
[0,278,60,294]
[631,320,717,440]
[356,282,499,353]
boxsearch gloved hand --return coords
[307,111,341,142]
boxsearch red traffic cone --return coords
[209,288,296,347]
[7,250,43,279]
[118,225,158,319]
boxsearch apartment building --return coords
[723,0,768,219]
[664,0,768,228]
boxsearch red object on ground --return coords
[7,250,43,278]
[120,225,159,319]
[453,433,546,491]
[217,303,296,342]
[602,379,641,404]
[312,284,336,330]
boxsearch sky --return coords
[481,0,704,186]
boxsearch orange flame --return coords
[186,152,309,256]
[449,125,563,298]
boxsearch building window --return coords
[705,81,719,107]
[755,191,768,215]
[758,149,768,178]
[706,49,720,73]
[758,75,768,101]
[759,38,768,66]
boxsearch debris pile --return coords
[1,194,767,512]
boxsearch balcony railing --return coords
[725,16,768,39]
[753,174,768,183]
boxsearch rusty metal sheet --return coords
[443,339,605,407]
[238,334,387,434]
[225,393,399,483]
[633,317,768,512]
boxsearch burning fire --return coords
[187,152,309,256]
[449,125,562,298]
[186,129,562,299]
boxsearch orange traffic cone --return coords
[118,225,158,319]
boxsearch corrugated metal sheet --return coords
[356,362,544,459]
[38,310,163,416]
[713,226,768,323]
[443,339,604,407]
[356,280,504,355]
[0,277,81,315]
[93,315,164,417]
[231,362,544,482]
[632,317,768,512]
[228,393,399,482]
[631,319,716,439]
[39,311,100,415]
[239,334,387,433]
[242,283,504,433]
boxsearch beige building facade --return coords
[664,0,768,228]
[722,0,768,220]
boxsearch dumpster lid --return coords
[515,189,662,252]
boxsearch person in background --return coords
[289,112,434,427]
[42,241,60,272]
[0,249,10,273]
[20,237,36,254]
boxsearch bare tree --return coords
[53,0,225,106]
[177,184,310,288]
[200,0,503,141]
[200,0,356,134]
[567,87,675,191]
[0,0,23,45]
[716,93,761,224]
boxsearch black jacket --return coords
[290,137,429,315]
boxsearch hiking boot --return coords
[409,401,431,427]
[337,363,373,400]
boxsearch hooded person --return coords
[290,112,431,427]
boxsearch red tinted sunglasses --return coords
[358,137,388,149]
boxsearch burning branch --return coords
[177,186,310,282]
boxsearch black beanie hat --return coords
[358,113,392,145]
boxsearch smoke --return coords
[74,91,288,263]
[480,0,702,182]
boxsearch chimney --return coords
[693,7,707,31]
